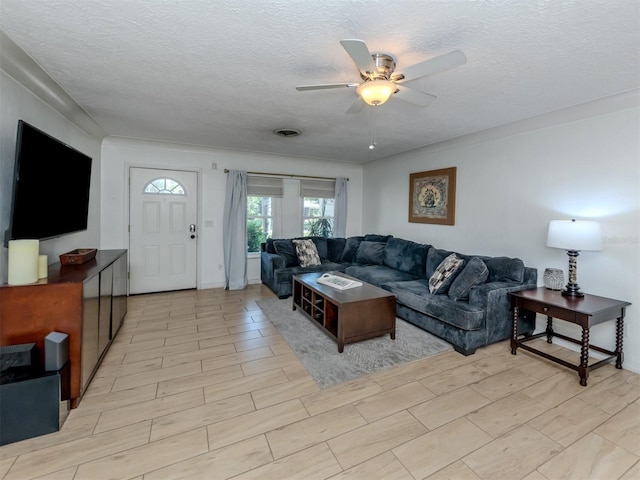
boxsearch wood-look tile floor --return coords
[1,284,639,479]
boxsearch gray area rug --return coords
[256,298,452,389]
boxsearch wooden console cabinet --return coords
[0,249,127,408]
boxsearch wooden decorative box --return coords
[59,249,97,266]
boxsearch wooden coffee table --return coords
[292,272,396,352]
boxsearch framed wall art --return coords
[409,167,457,225]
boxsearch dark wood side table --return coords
[510,287,630,386]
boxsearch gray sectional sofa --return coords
[260,235,537,355]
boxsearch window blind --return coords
[247,175,283,197]
[300,179,335,198]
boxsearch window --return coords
[246,175,283,253]
[143,178,185,195]
[247,196,273,253]
[303,197,335,237]
[301,179,335,238]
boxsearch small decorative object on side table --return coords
[59,248,97,265]
[543,268,564,290]
[510,287,630,386]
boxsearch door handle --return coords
[189,224,196,233]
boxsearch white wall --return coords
[362,94,640,373]
[0,71,102,283]
[100,137,363,288]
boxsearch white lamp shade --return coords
[356,79,395,106]
[546,220,602,251]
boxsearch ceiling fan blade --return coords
[345,97,365,114]
[296,83,357,91]
[393,85,437,107]
[340,39,378,77]
[392,50,467,83]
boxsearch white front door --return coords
[129,167,198,294]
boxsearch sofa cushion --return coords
[309,237,329,260]
[340,236,364,263]
[355,241,386,265]
[326,238,346,262]
[363,234,393,242]
[383,237,430,276]
[265,238,279,254]
[448,257,489,301]
[427,247,525,284]
[273,240,298,267]
[483,257,525,283]
[345,265,419,287]
[292,239,321,267]
[382,279,485,331]
[429,253,465,294]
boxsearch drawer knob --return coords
[543,306,549,312]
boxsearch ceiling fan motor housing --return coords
[362,53,396,80]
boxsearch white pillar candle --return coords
[8,239,39,285]
[38,254,48,279]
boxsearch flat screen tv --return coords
[6,120,92,242]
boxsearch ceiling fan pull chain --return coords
[369,108,377,150]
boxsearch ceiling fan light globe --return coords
[356,79,395,106]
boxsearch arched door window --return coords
[143,178,186,195]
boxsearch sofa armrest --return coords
[260,251,285,288]
[468,281,538,345]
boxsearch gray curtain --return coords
[223,170,248,290]
[334,177,348,237]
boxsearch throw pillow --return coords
[265,238,277,254]
[483,257,525,283]
[425,247,456,279]
[340,236,364,263]
[273,240,298,267]
[448,257,489,301]
[355,241,386,265]
[428,253,465,294]
[292,239,321,267]
[326,237,347,262]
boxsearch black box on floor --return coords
[0,343,38,371]
[0,362,70,446]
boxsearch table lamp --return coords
[546,219,602,297]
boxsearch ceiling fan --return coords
[296,39,466,113]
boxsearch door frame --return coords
[124,162,203,293]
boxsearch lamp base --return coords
[561,283,584,298]
[562,250,585,298]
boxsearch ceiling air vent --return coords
[273,128,301,138]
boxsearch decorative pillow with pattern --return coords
[428,253,465,294]
[292,239,321,267]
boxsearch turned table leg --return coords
[545,316,554,343]
[615,317,624,369]
[579,327,590,386]
[511,304,519,355]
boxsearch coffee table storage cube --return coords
[292,272,396,352]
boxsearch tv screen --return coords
[7,120,92,242]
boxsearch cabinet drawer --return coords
[519,298,576,323]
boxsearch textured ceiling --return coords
[1,0,639,163]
